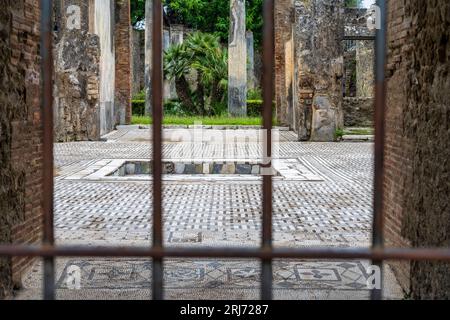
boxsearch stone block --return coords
[175,163,185,174]
[236,164,252,174]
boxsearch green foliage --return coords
[133,89,146,101]
[164,32,228,116]
[132,100,146,116]
[334,128,344,140]
[247,88,262,100]
[344,0,364,7]
[131,115,276,126]
[246,100,275,117]
[130,0,263,48]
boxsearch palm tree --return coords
[164,32,229,116]
[164,43,196,113]
[186,32,228,115]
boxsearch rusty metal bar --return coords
[1,245,450,261]
[261,0,275,301]
[40,0,55,301]
[371,0,387,301]
[152,0,164,301]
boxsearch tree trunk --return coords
[175,76,195,114]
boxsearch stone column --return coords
[144,0,152,115]
[115,0,132,125]
[246,31,256,90]
[94,0,116,136]
[228,0,247,117]
[275,0,295,127]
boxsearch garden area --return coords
[130,0,267,126]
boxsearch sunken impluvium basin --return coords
[109,160,276,176]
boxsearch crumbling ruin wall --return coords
[115,0,132,125]
[356,40,374,98]
[384,0,450,298]
[0,0,43,298]
[343,97,374,127]
[54,0,101,142]
[293,0,344,141]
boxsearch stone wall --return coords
[293,0,344,141]
[384,0,450,298]
[54,0,101,142]
[0,0,43,298]
[114,0,132,125]
[356,40,374,98]
[343,97,374,127]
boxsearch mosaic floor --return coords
[15,127,404,300]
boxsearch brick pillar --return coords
[0,0,43,298]
[115,0,132,125]
[275,0,295,127]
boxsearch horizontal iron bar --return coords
[343,35,376,41]
[0,245,449,261]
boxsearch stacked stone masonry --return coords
[54,0,132,141]
[0,0,43,298]
[115,0,132,125]
[384,0,450,299]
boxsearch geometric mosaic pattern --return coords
[16,128,404,300]
[53,259,374,291]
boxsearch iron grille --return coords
[0,0,449,301]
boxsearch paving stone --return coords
[16,127,404,300]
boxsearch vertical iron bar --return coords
[152,0,164,301]
[371,0,387,301]
[261,0,275,301]
[40,0,55,301]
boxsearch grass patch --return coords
[343,128,374,136]
[132,115,277,126]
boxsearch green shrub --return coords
[247,88,262,100]
[246,100,275,117]
[132,100,146,116]
[133,89,145,101]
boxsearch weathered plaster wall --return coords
[0,0,42,298]
[293,0,344,141]
[114,0,132,125]
[384,0,450,298]
[95,0,116,135]
[53,0,101,142]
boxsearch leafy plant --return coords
[247,88,262,100]
[164,32,228,116]
[130,0,264,49]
